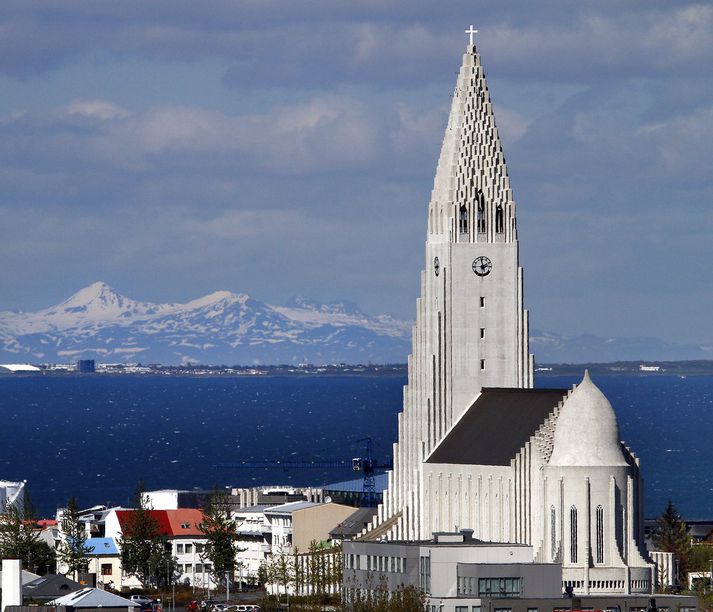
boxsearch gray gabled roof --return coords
[329,507,378,538]
[48,587,138,607]
[23,574,83,599]
[0,569,40,586]
[426,388,567,466]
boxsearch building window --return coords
[101,564,112,576]
[459,204,469,234]
[550,506,557,560]
[480,328,485,339]
[185,543,193,554]
[480,359,485,370]
[478,578,521,598]
[596,505,604,564]
[570,506,578,564]
[495,204,504,233]
[195,543,204,553]
[472,607,482,612]
[480,297,485,307]
[477,192,486,233]
[456,607,468,612]
[176,543,184,554]
[195,563,203,574]
[419,555,431,594]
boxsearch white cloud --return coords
[65,99,130,120]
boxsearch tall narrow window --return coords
[480,328,485,339]
[419,555,431,593]
[596,505,604,564]
[570,506,578,563]
[480,297,485,307]
[550,506,557,560]
[477,192,486,233]
[495,204,504,233]
[459,204,469,234]
[480,359,485,370]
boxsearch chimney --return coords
[2,559,22,611]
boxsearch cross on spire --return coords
[465,24,478,46]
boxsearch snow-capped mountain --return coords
[0,282,412,365]
[1,283,709,366]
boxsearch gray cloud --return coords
[1,2,711,85]
[0,0,711,346]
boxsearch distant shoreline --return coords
[4,360,713,377]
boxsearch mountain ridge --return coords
[0,282,412,365]
[0,283,710,365]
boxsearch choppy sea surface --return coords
[2,374,712,519]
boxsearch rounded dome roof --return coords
[548,370,628,467]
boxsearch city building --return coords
[76,359,96,373]
[107,508,216,588]
[265,501,355,556]
[344,530,697,612]
[0,480,26,510]
[363,28,655,597]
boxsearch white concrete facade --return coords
[1,559,22,612]
[372,40,532,543]
[366,37,653,597]
[0,480,25,511]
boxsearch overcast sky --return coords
[1,1,711,344]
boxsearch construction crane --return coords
[215,437,392,507]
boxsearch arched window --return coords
[596,505,604,564]
[550,506,557,560]
[477,193,486,233]
[570,506,578,564]
[459,204,468,234]
[495,204,504,233]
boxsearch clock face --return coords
[472,256,492,277]
[434,256,440,276]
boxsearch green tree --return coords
[0,496,55,574]
[271,553,294,604]
[199,489,243,588]
[56,497,92,579]
[119,483,175,587]
[346,579,427,612]
[652,500,691,587]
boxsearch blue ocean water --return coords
[2,374,712,519]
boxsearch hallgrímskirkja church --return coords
[365,30,654,596]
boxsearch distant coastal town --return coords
[4,360,713,377]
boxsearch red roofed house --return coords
[104,508,215,589]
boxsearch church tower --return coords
[371,29,533,540]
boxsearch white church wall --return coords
[542,464,652,595]
[423,463,511,541]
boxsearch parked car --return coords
[130,595,157,607]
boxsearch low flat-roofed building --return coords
[343,530,698,612]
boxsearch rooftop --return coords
[265,500,323,514]
[427,388,567,466]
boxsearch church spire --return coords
[365,28,532,543]
[428,30,516,244]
